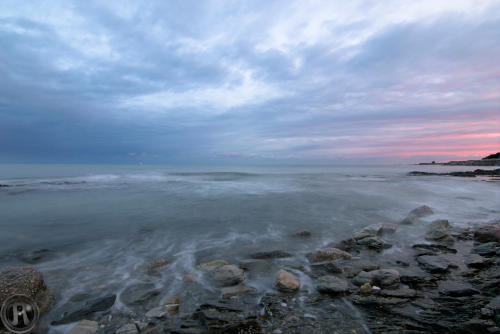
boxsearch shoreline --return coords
[1,206,499,333]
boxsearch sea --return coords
[0,164,498,332]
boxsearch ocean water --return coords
[0,164,499,331]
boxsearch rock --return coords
[198,259,228,269]
[145,305,169,318]
[336,237,357,251]
[377,223,398,236]
[239,259,273,273]
[400,213,421,225]
[360,282,372,293]
[471,242,498,256]
[429,219,451,230]
[221,284,256,298]
[116,324,138,334]
[275,269,300,292]
[425,219,454,243]
[248,250,292,259]
[438,281,479,296]
[120,283,160,305]
[307,248,352,263]
[212,265,245,286]
[164,296,180,314]
[146,258,169,271]
[0,267,54,315]
[182,274,197,282]
[67,320,99,334]
[310,261,343,275]
[417,255,454,273]
[194,303,261,333]
[409,205,434,217]
[465,254,493,268]
[356,236,392,250]
[352,269,400,289]
[51,294,116,325]
[474,225,500,243]
[316,276,348,294]
[380,286,416,298]
[293,230,312,237]
[353,232,374,240]
[398,266,432,285]
[412,243,457,254]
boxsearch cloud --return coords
[0,0,499,163]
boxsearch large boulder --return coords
[0,267,54,315]
[474,225,500,243]
[212,265,245,286]
[307,248,352,263]
[275,269,300,292]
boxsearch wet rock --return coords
[350,295,408,306]
[18,248,53,264]
[146,258,169,272]
[474,225,500,243]
[116,324,138,334]
[398,266,432,286]
[293,230,312,237]
[425,219,454,243]
[438,281,480,296]
[379,285,417,298]
[356,236,392,250]
[352,269,400,289]
[471,242,498,256]
[316,275,348,294]
[120,283,160,306]
[360,282,372,293]
[67,320,98,334]
[307,247,352,263]
[221,284,256,298]
[52,294,116,325]
[239,259,273,273]
[164,296,180,314]
[198,259,228,269]
[212,265,245,286]
[145,305,169,319]
[335,237,357,251]
[465,254,493,269]
[0,267,54,315]
[377,223,398,236]
[275,269,300,292]
[412,243,457,254]
[417,255,454,273]
[400,213,421,225]
[248,250,292,259]
[194,303,261,333]
[429,219,451,230]
[182,274,197,282]
[310,261,343,275]
[409,205,434,217]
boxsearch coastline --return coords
[1,206,499,334]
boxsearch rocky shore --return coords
[418,152,500,166]
[1,207,500,333]
[409,168,500,177]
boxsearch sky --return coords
[0,0,499,164]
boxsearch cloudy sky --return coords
[1,0,499,164]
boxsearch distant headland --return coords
[418,152,500,166]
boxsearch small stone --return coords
[360,282,372,294]
[409,205,434,217]
[465,254,493,268]
[275,269,300,292]
[116,324,138,334]
[67,320,99,334]
[212,265,245,286]
[310,261,343,274]
[429,219,451,230]
[371,269,400,288]
[380,286,416,298]
[221,284,256,298]
[146,258,169,271]
[198,260,228,269]
[356,236,392,250]
[164,296,180,314]
[354,232,374,240]
[307,247,352,263]
[182,274,197,282]
[316,275,349,294]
